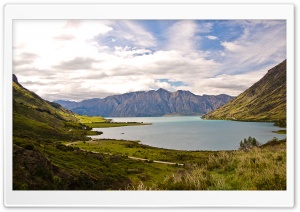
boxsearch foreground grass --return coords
[163,144,285,190]
[129,140,286,190]
[45,143,178,188]
[67,139,212,164]
[66,138,286,190]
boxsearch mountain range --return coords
[55,89,234,117]
[202,60,286,122]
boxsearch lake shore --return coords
[88,116,286,151]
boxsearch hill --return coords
[55,89,234,117]
[202,60,286,122]
[13,74,134,189]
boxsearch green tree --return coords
[239,136,261,151]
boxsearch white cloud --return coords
[191,68,267,96]
[221,41,243,51]
[206,35,218,40]
[215,20,286,77]
[198,22,213,33]
[105,20,157,48]
[13,20,113,70]
[13,20,286,101]
[113,46,152,58]
[164,20,198,52]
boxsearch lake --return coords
[90,116,286,151]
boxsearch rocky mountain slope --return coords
[56,89,234,117]
[202,60,286,121]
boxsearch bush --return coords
[56,143,74,152]
[239,136,261,151]
[24,144,35,150]
[274,119,286,128]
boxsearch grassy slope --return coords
[13,79,89,142]
[202,60,286,122]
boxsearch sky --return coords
[13,20,286,101]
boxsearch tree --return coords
[239,136,261,151]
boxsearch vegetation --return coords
[75,115,107,123]
[66,139,212,164]
[273,130,287,134]
[274,119,286,128]
[128,139,286,190]
[74,114,149,128]
[84,122,150,128]
[239,136,261,151]
[202,60,286,122]
[12,74,287,190]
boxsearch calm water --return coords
[90,116,286,151]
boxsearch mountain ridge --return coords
[55,89,234,117]
[202,60,286,122]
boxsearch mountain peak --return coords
[13,74,18,83]
[172,90,193,95]
[156,88,170,93]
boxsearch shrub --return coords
[239,136,261,151]
[53,176,62,189]
[274,119,286,127]
[24,144,35,150]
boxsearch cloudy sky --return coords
[13,20,286,101]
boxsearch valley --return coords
[12,59,287,190]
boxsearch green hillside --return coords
[13,75,135,189]
[202,60,286,122]
[13,74,90,142]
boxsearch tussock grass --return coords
[129,141,286,190]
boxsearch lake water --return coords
[90,116,286,151]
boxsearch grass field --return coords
[75,115,107,123]
[273,130,287,134]
[64,138,286,190]
[75,115,150,128]
[65,139,212,164]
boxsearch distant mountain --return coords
[55,89,234,117]
[202,60,286,122]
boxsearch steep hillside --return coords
[13,75,132,190]
[56,89,234,117]
[13,74,87,141]
[202,60,286,121]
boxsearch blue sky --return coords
[13,20,286,101]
